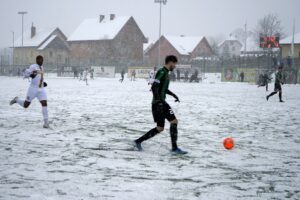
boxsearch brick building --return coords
[144,35,213,66]
[13,24,70,67]
[68,14,148,68]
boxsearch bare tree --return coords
[255,13,285,38]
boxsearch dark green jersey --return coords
[275,71,283,85]
[152,67,170,104]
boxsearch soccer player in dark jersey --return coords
[119,68,125,83]
[134,55,187,154]
[266,65,284,102]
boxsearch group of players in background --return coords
[9,55,286,154]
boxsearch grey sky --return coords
[0,0,299,48]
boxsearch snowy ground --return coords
[0,76,300,200]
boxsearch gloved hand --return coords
[173,94,180,102]
[29,71,38,79]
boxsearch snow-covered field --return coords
[0,76,300,200]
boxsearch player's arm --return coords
[166,90,180,102]
[151,70,165,102]
[23,65,37,79]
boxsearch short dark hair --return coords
[36,55,43,60]
[165,55,178,64]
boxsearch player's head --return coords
[165,55,178,71]
[36,55,43,66]
[278,63,284,71]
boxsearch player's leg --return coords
[165,104,178,150]
[166,104,187,154]
[266,85,279,101]
[10,86,36,108]
[38,89,49,128]
[134,104,165,151]
[40,100,49,128]
[279,87,284,102]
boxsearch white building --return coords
[218,35,243,58]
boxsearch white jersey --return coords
[148,70,155,84]
[22,64,47,102]
[83,70,88,79]
[24,64,45,88]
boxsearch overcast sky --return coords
[0,0,299,48]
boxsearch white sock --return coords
[42,106,49,123]
[16,98,25,107]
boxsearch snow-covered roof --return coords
[68,16,131,41]
[37,35,57,50]
[218,35,242,47]
[164,35,204,55]
[280,32,300,44]
[14,27,56,47]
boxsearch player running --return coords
[134,55,187,154]
[119,68,125,83]
[266,65,285,102]
[148,69,155,85]
[258,72,271,91]
[83,68,89,85]
[9,55,49,128]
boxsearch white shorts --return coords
[26,86,47,102]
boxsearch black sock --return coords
[135,128,159,143]
[279,92,282,101]
[268,92,277,98]
[170,124,178,150]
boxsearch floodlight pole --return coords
[155,0,167,67]
[18,11,28,47]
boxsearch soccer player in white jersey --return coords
[83,68,89,85]
[9,55,49,128]
[148,69,156,85]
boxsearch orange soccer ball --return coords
[223,137,234,150]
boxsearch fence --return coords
[1,57,300,84]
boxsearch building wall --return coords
[145,36,181,67]
[69,17,146,68]
[281,44,300,58]
[113,17,146,66]
[190,37,213,58]
[219,40,242,58]
[69,40,112,66]
[13,29,69,66]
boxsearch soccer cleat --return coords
[43,122,50,128]
[266,96,269,101]
[9,97,18,105]
[133,141,143,151]
[171,147,188,155]
[280,100,284,103]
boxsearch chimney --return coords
[31,23,36,38]
[110,14,115,20]
[99,15,105,23]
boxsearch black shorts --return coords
[274,83,282,92]
[152,102,176,127]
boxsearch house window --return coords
[49,51,53,58]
